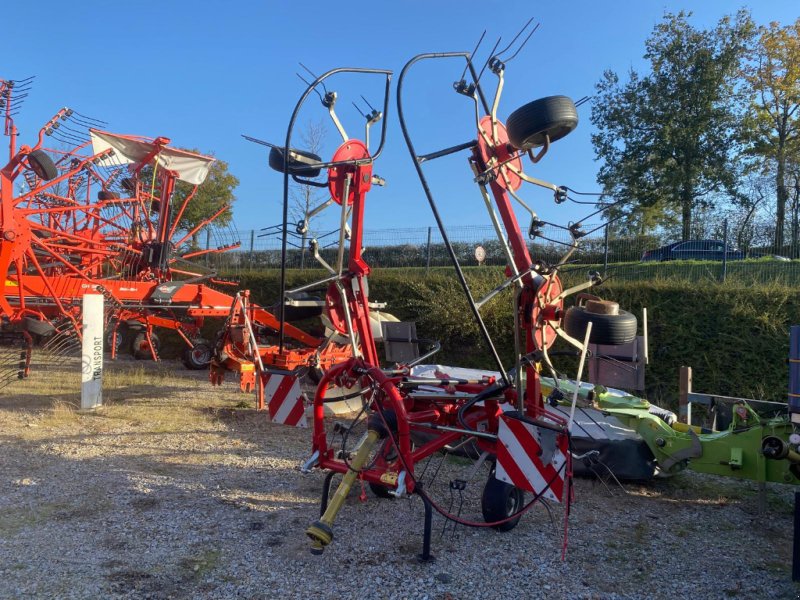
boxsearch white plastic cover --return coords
[89,129,214,185]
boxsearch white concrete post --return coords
[81,294,104,410]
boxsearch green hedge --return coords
[231,268,797,408]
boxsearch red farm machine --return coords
[0,76,355,388]
[237,33,636,560]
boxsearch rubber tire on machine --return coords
[106,326,127,355]
[368,482,394,499]
[506,95,579,151]
[562,306,637,346]
[27,150,59,181]
[21,316,56,337]
[306,365,325,384]
[182,341,212,370]
[481,473,525,532]
[131,331,160,360]
[268,147,322,178]
[98,190,120,200]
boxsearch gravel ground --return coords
[0,360,798,599]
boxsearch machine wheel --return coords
[106,325,127,355]
[506,95,578,150]
[368,482,395,499]
[562,305,637,346]
[182,341,212,370]
[268,147,322,178]
[131,331,160,360]
[98,190,120,200]
[22,316,56,337]
[306,365,325,384]
[481,473,524,531]
[27,150,59,181]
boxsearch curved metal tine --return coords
[296,72,325,104]
[494,17,534,59]
[241,134,277,149]
[474,37,502,88]
[502,22,539,64]
[460,30,487,82]
[300,63,328,96]
[71,110,108,126]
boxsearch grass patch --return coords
[180,548,221,578]
[39,400,80,428]
[0,502,67,537]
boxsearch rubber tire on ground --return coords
[131,331,160,360]
[481,474,524,532]
[562,305,637,346]
[268,147,322,178]
[182,342,212,370]
[98,190,120,200]
[27,150,58,181]
[106,326,127,355]
[506,95,579,151]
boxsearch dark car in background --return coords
[641,239,745,262]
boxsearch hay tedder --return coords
[0,76,353,386]
[243,30,639,559]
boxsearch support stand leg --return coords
[320,471,337,517]
[417,486,434,563]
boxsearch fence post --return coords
[678,366,692,424]
[425,226,432,273]
[721,218,728,283]
[603,224,609,274]
[248,230,255,271]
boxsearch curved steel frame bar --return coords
[396,52,509,383]
[278,67,392,350]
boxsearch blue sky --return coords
[2,1,797,237]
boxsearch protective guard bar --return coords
[278,67,393,352]
[396,52,508,384]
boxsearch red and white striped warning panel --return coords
[263,372,307,428]
[495,413,567,502]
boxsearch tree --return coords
[741,18,800,253]
[289,120,327,268]
[171,154,239,249]
[591,11,754,240]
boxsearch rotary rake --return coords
[299,28,637,560]
[0,76,351,386]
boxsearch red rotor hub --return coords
[476,116,523,192]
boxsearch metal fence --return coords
[199,223,800,285]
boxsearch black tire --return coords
[306,365,325,384]
[562,305,637,346]
[268,147,322,178]
[368,482,394,499]
[98,190,120,200]
[22,316,55,337]
[506,95,578,150]
[27,150,58,181]
[131,331,160,360]
[182,341,212,370]
[481,474,524,531]
[106,326,127,355]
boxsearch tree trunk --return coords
[775,150,787,254]
[681,187,692,241]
